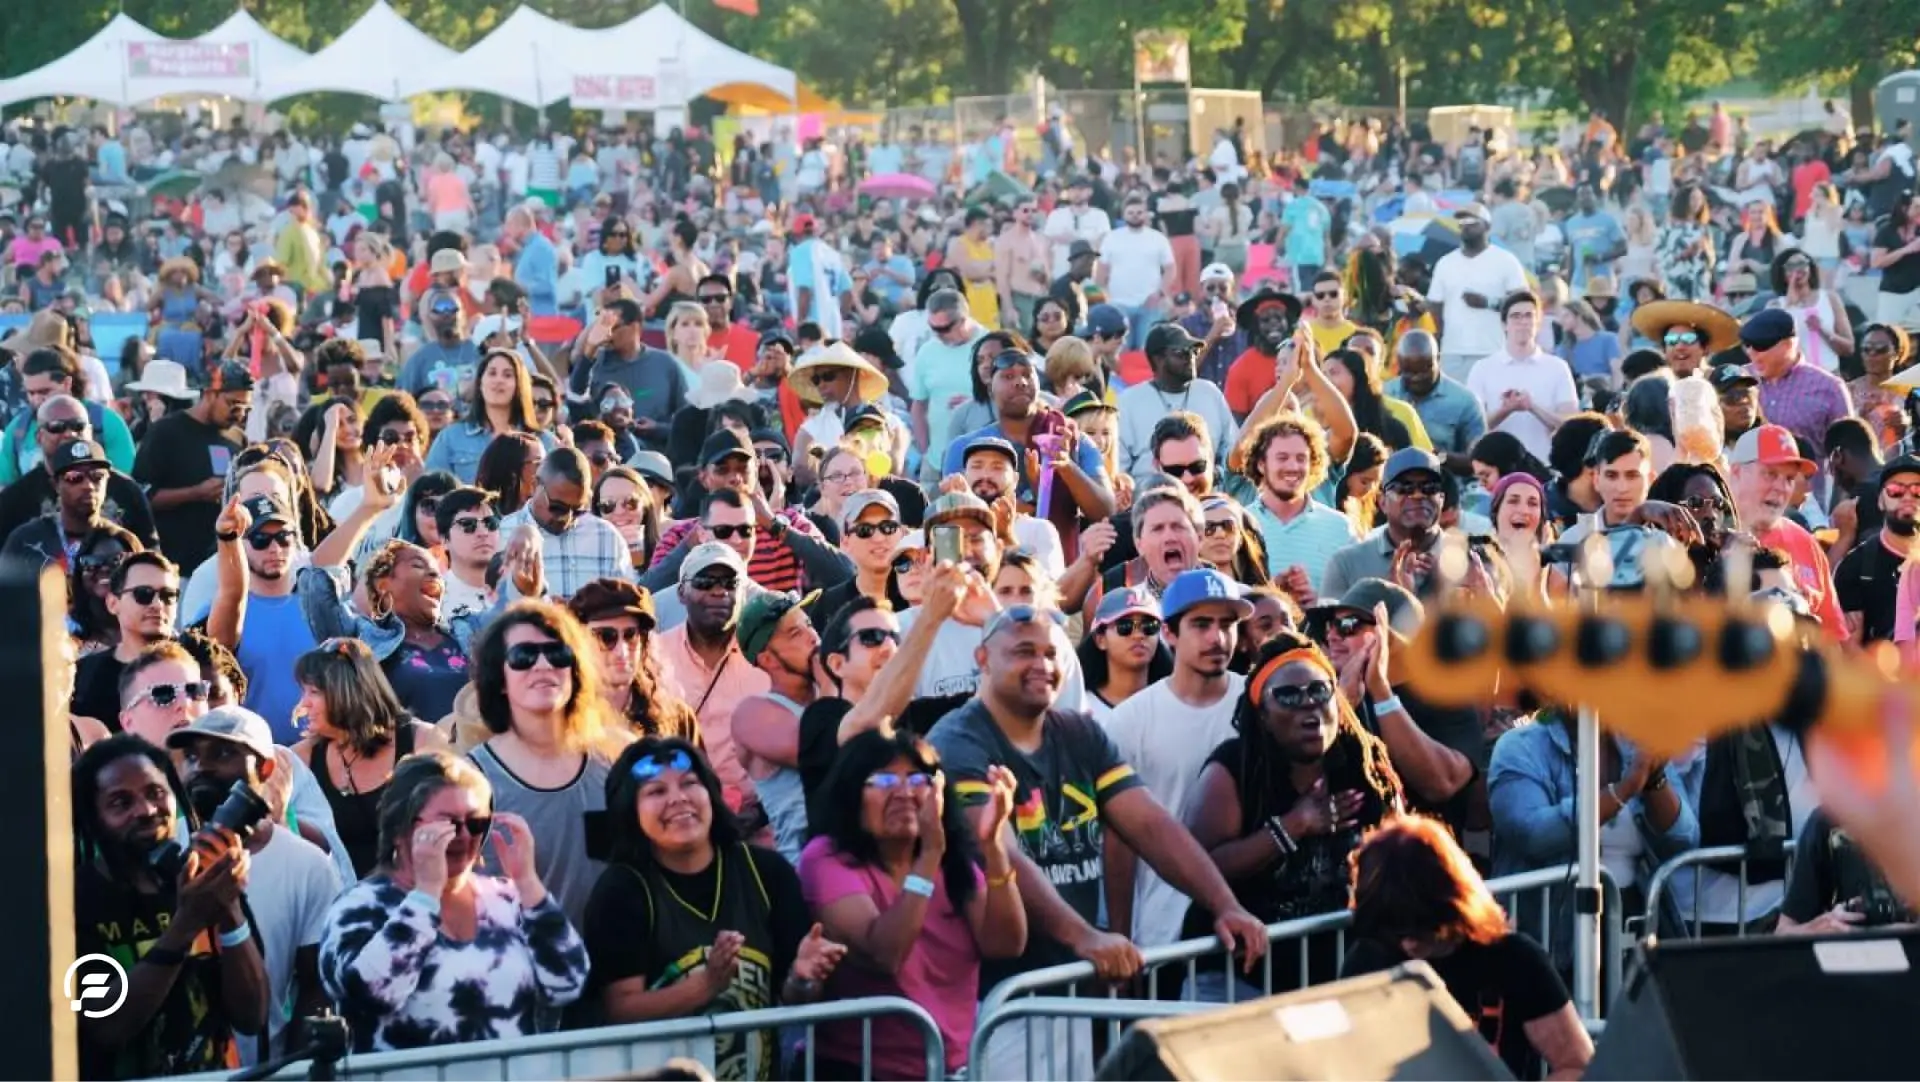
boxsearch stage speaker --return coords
[1587,931,1920,1080]
[1094,962,1515,1081]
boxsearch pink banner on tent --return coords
[125,42,253,79]
[572,75,665,109]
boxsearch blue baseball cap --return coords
[1086,304,1129,339]
[1093,586,1161,629]
[1160,568,1253,623]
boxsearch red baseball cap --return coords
[1728,424,1814,476]
[789,213,817,237]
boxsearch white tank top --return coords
[1771,291,1840,372]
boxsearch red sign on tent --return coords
[714,0,761,15]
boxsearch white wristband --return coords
[902,874,936,899]
[1372,694,1405,717]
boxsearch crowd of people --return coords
[22,99,1920,1082]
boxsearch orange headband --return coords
[1248,647,1336,705]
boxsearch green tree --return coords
[1746,0,1920,127]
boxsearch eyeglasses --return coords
[1158,459,1209,479]
[598,497,643,515]
[632,748,696,782]
[1884,482,1920,500]
[822,469,867,486]
[591,625,647,648]
[707,523,755,541]
[421,814,493,839]
[1108,616,1161,638]
[849,520,902,540]
[136,681,211,708]
[687,572,740,593]
[533,399,557,413]
[1266,679,1336,710]
[42,418,87,436]
[1202,519,1239,538]
[452,514,501,534]
[1664,330,1702,347]
[119,584,180,606]
[866,771,933,791]
[60,466,107,485]
[247,530,295,550]
[852,627,900,649]
[419,398,454,412]
[504,640,575,671]
[1386,479,1444,498]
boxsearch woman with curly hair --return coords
[567,578,699,745]
[1849,322,1912,446]
[1181,631,1404,1000]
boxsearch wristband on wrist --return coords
[902,874,936,899]
[1265,815,1298,858]
[216,530,240,543]
[217,922,253,949]
[405,888,444,917]
[1371,693,1404,717]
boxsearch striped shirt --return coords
[498,506,631,600]
[1251,497,1356,593]
[653,508,820,593]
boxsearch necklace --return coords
[1152,381,1193,413]
[337,743,363,796]
[661,848,724,923]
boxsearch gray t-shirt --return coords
[572,347,689,441]
[469,743,611,931]
[928,699,1143,983]
[398,339,483,397]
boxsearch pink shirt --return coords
[655,623,769,809]
[6,234,62,270]
[797,837,983,1075]
[425,171,472,216]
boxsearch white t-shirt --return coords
[1099,674,1245,948]
[441,571,494,625]
[1425,245,1531,359]
[1464,348,1580,463]
[1012,514,1067,579]
[1043,205,1112,278]
[474,140,503,187]
[898,607,1086,710]
[1099,227,1176,308]
[241,825,343,1065]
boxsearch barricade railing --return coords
[971,864,1622,1077]
[967,997,1216,1081]
[170,996,944,1082]
[1644,841,1799,939]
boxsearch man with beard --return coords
[942,350,1114,521]
[206,492,320,744]
[656,542,770,811]
[168,707,340,1067]
[70,735,268,1080]
[1835,454,1920,645]
[71,551,180,726]
[929,602,1267,1080]
[953,433,1064,576]
[134,360,252,570]
[729,591,822,864]
[1102,568,1252,949]
[398,284,482,398]
[1,437,114,569]
[1384,330,1486,476]
[0,392,155,546]
[901,491,1088,734]
[1321,448,1452,599]
[1224,288,1305,421]
[1117,323,1238,483]
[1728,425,1846,639]
[1243,412,1354,602]
[1426,204,1530,384]
[496,448,629,601]
[1710,363,1765,445]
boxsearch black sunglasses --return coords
[707,523,755,541]
[1158,460,1208,478]
[591,625,647,648]
[43,418,87,436]
[375,429,418,446]
[1267,679,1336,710]
[598,497,643,515]
[533,399,557,412]
[1108,616,1162,638]
[421,814,493,840]
[852,627,900,649]
[61,467,107,485]
[78,552,127,575]
[248,531,296,550]
[547,498,587,522]
[687,572,739,592]
[504,640,575,671]
[1202,519,1239,537]
[1319,613,1371,639]
[849,520,902,540]
[699,293,732,305]
[453,514,501,534]
[419,398,454,412]
[119,584,181,606]
[928,319,959,335]
[1387,479,1444,498]
[891,554,920,575]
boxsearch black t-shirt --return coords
[74,860,239,1079]
[0,468,158,551]
[73,649,129,730]
[1780,807,1918,927]
[45,156,91,221]
[1874,222,1920,296]
[354,284,398,342]
[1835,534,1903,644]
[1342,933,1568,1081]
[797,697,854,824]
[132,411,239,570]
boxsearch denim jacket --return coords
[295,564,518,662]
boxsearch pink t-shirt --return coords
[7,234,62,270]
[797,837,983,1075]
[425,171,472,216]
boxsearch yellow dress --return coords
[959,235,1000,328]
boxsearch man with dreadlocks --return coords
[71,734,270,1080]
[1181,631,1406,1001]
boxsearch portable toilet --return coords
[1876,71,1920,133]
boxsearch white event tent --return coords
[394,6,597,107]
[0,10,306,107]
[559,5,799,110]
[262,1,457,102]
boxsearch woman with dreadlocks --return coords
[1181,631,1404,1001]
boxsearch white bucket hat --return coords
[124,359,196,401]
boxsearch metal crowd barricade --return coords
[171,997,943,1082]
[969,864,1622,1077]
[1644,841,1799,939]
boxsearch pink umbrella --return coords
[858,173,937,201]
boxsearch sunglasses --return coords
[119,584,181,606]
[375,429,417,446]
[547,498,587,522]
[247,530,296,550]
[991,354,1034,372]
[61,467,107,486]
[866,771,933,791]
[707,523,755,541]
[1682,494,1732,514]
[533,399,557,412]
[1321,614,1370,639]
[504,640,575,671]
[699,293,732,305]
[852,627,900,649]
[757,446,789,464]
[891,554,922,575]
[452,514,501,534]
[78,552,127,576]
[419,398,454,412]
[632,748,695,782]
[1387,480,1444,498]
[1884,482,1920,500]
[1664,330,1702,347]
[1267,679,1336,710]
[1203,283,1231,296]
[1313,290,1341,300]
[1158,460,1208,479]
[591,625,647,648]
[1107,616,1162,638]
[1864,342,1896,355]
[138,681,211,708]
[421,814,493,840]
[849,520,902,540]
[928,319,959,335]
[687,572,739,592]
[1202,519,1239,538]
[43,418,87,436]
[587,449,614,467]
[598,497,643,515]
